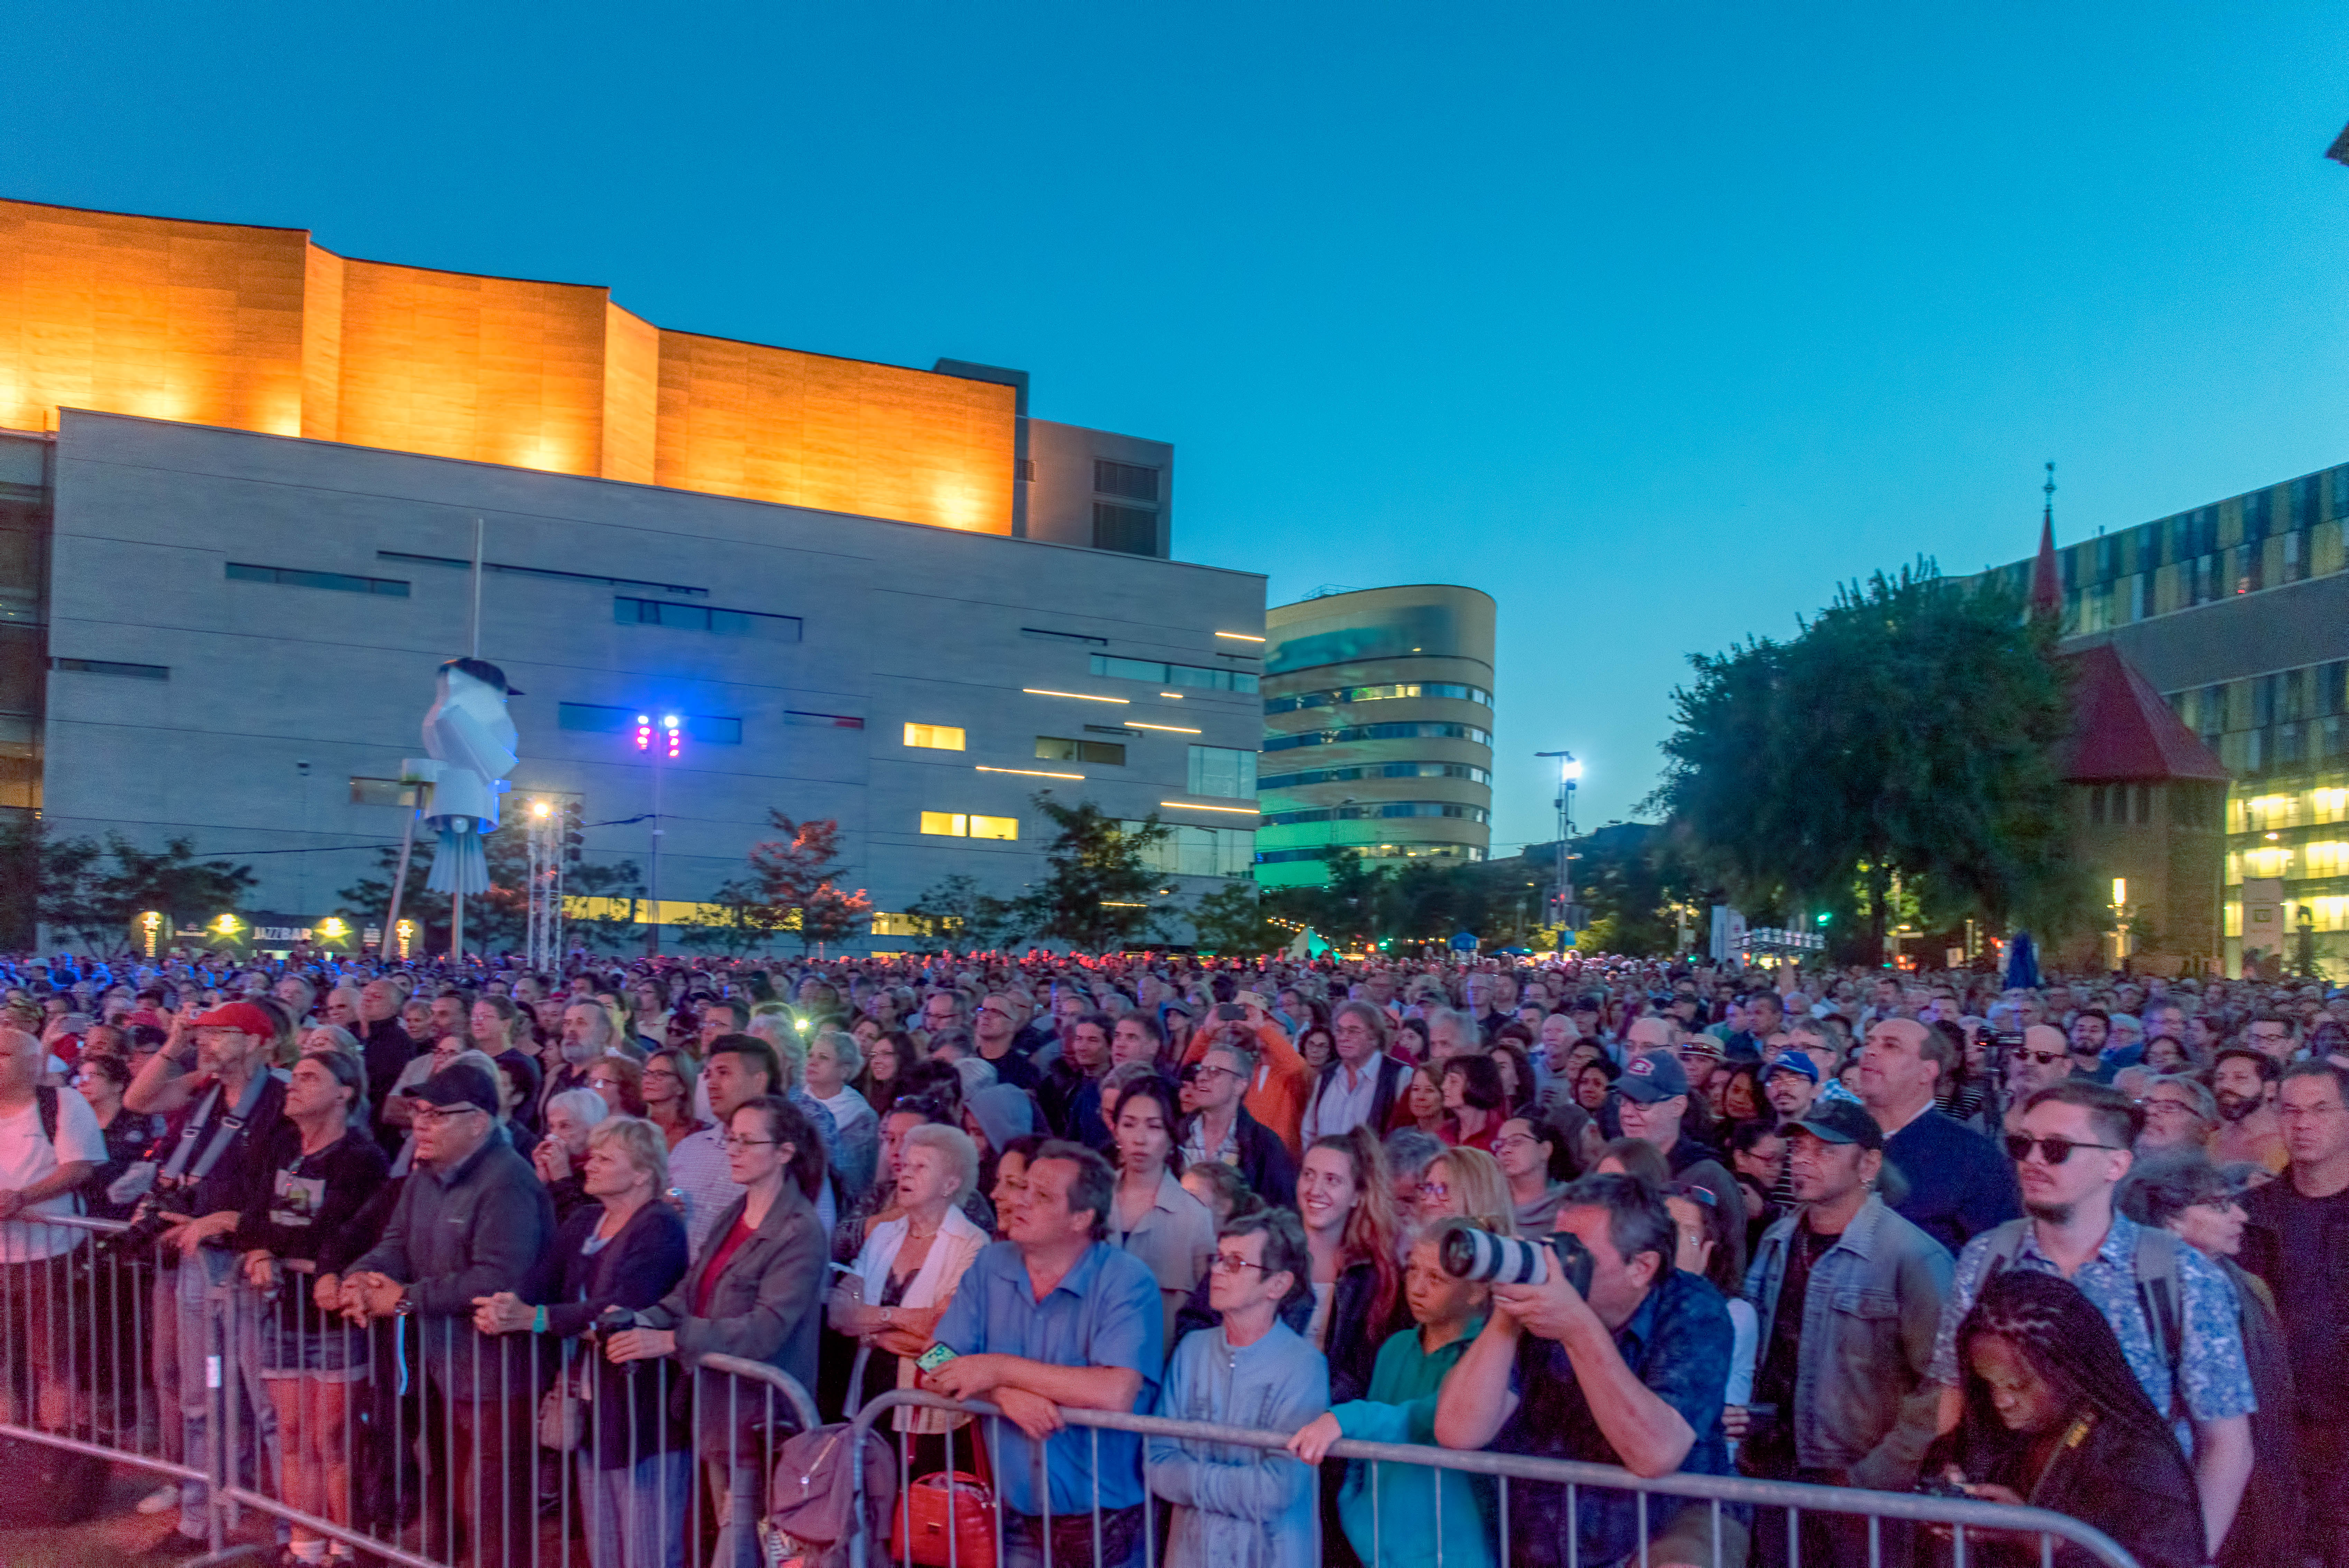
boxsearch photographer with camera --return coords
[122,999,292,1562]
[1433,1172,1739,1568]
[1736,1098,1952,1566]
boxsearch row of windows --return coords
[920,812,1019,840]
[1089,654,1259,693]
[1255,842,1485,866]
[2171,662,2349,735]
[2082,782,2221,829]
[1263,721,1492,753]
[1261,800,1491,827]
[904,722,1252,798]
[2234,787,2349,832]
[1261,681,1492,716]
[1258,761,1491,790]
[1039,736,1126,765]
[1095,460,1162,503]
[226,562,409,596]
[614,597,801,640]
[2230,841,2349,884]
[1126,821,1255,878]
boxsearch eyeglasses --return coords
[412,1105,487,1126]
[1418,1181,1450,1201]
[2017,1049,2067,1066]
[2003,1134,2124,1165]
[1183,1064,1242,1085]
[1209,1253,1270,1275]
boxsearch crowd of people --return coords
[0,945,2344,1568]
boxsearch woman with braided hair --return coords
[1923,1269,2204,1568]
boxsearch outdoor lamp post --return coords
[1536,751,1580,931]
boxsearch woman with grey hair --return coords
[536,1088,611,1223]
[2122,1156,2302,1568]
[834,1122,987,1458]
[804,1029,878,1201]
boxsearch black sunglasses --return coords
[2003,1134,2124,1165]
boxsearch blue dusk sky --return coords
[6,2,2345,849]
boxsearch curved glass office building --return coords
[1256,585,1496,887]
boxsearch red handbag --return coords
[888,1470,999,1568]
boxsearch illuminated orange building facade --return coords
[0,197,1018,534]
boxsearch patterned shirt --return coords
[1927,1212,2255,1440]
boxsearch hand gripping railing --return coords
[843,1388,2144,1568]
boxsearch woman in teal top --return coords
[1287,1217,1499,1568]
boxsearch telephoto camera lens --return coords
[1437,1225,1596,1295]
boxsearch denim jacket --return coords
[1742,1195,1951,1488]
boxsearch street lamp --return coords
[1535,751,1580,933]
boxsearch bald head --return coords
[1624,1016,1675,1052]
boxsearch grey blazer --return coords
[641,1181,826,1454]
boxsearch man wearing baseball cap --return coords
[122,998,294,1561]
[1739,1099,1952,1564]
[1761,1051,1822,1123]
[336,1062,553,1566]
[1615,1050,1746,1284]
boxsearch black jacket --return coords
[1179,1106,1297,1209]
[1925,1402,2203,1568]
[545,1201,693,1469]
[1326,1256,1411,1406]
[346,1125,556,1399]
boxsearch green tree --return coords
[1188,880,1286,956]
[1569,824,1708,957]
[904,873,1025,953]
[565,860,648,953]
[17,823,258,951]
[1649,560,2093,962]
[1016,793,1172,951]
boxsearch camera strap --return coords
[159,1069,271,1189]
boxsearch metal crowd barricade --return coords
[0,1211,822,1568]
[843,1389,2145,1568]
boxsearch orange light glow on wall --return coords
[0,197,1016,536]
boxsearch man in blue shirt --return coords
[930,1140,1163,1568]
[1434,1173,1738,1568]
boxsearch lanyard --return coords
[159,1069,270,1188]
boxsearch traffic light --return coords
[1815,911,1832,926]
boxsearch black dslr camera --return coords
[1437,1226,1596,1297]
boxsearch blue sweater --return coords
[1884,1109,2020,1256]
[1148,1320,1327,1568]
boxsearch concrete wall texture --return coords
[39,410,1264,939]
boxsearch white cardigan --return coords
[848,1206,989,1432]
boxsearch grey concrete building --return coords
[10,410,1264,951]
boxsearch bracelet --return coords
[533,1306,547,1334]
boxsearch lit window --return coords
[905,723,967,750]
[921,812,1019,840]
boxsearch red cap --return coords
[191,1001,278,1040]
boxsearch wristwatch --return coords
[392,1290,414,1317]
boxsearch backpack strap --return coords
[1975,1217,2031,1282]
[2132,1225,2186,1399]
[35,1084,58,1145]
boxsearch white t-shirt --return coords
[0,1088,106,1263]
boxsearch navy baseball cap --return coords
[1765,1050,1821,1084]
[1616,1050,1691,1104]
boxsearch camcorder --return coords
[1439,1226,1596,1297]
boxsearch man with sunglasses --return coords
[971,993,1042,1090]
[1929,1081,2255,1566]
